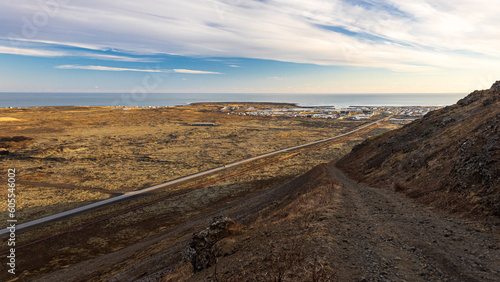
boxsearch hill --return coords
[31,98,500,281]
[337,82,500,220]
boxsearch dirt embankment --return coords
[337,82,500,220]
[169,163,500,281]
[32,161,500,281]
[32,163,334,281]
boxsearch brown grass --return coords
[186,164,340,281]
[0,105,389,223]
[0,105,397,280]
[337,87,500,220]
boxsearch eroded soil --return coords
[184,164,499,281]
[34,163,499,281]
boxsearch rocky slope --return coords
[177,164,500,281]
[337,82,500,220]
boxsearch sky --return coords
[1,0,499,94]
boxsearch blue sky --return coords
[1,0,499,93]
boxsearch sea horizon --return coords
[0,92,467,109]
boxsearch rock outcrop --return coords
[337,82,500,219]
[186,216,244,272]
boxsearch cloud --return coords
[55,65,164,72]
[1,37,107,51]
[0,38,159,62]
[173,69,221,74]
[0,45,67,57]
[55,65,221,74]
[2,0,500,72]
[82,53,159,62]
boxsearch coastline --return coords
[0,92,466,109]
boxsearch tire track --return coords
[328,165,500,281]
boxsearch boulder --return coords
[186,216,243,272]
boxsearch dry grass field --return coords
[0,104,395,223]
[0,104,398,280]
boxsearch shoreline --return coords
[0,103,299,110]
[0,103,442,111]
[0,93,466,109]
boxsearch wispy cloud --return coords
[55,65,221,74]
[172,69,221,74]
[267,76,284,80]
[55,65,164,72]
[82,53,159,63]
[2,0,500,72]
[0,45,67,57]
[0,38,158,62]
[1,37,107,51]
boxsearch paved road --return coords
[0,117,389,236]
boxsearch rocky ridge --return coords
[337,82,500,220]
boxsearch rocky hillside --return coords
[337,82,500,220]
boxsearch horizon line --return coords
[0,91,467,95]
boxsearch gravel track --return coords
[328,165,500,281]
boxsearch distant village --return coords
[116,103,441,125]
[220,105,441,122]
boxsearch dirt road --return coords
[187,164,500,281]
[327,165,500,281]
[32,163,499,281]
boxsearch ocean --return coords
[0,92,466,109]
